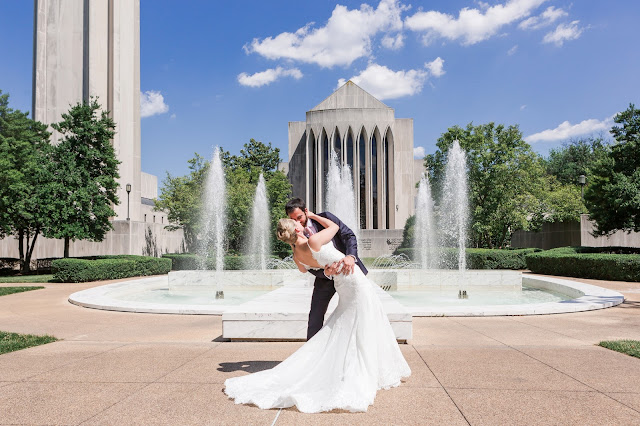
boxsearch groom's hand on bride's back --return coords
[340,256,356,275]
[324,261,340,277]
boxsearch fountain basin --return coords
[68,271,624,319]
[367,269,522,290]
[168,270,307,292]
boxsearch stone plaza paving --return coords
[1,274,640,425]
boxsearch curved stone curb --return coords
[69,273,625,317]
[69,276,235,315]
[407,274,624,316]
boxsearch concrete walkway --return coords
[1,274,640,425]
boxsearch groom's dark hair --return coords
[285,197,306,215]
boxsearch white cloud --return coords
[405,0,547,45]
[381,33,405,50]
[526,115,614,143]
[337,63,429,100]
[520,104,527,110]
[170,113,176,119]
[508,45,518,55]
[244,0,407,68]
[425,57,445,77]
[140,90,169,118]
[519,6,567,30]
[414,146,426,158]
[237,67,303,87]
[543,21,584,46]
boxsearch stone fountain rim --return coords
[67,272,624,317]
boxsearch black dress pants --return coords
[307,276,336,340]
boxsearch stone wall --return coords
[358,229,404,258]
[511,214,640,249]
[0,220,185,263]
[511,221,581,250]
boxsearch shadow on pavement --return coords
[218,360,281,373]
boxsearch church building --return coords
[285,81,423,236]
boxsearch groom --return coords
[285,197,368,340]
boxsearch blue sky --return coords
[1,0,639,183]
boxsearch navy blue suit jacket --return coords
[306,211,368,279]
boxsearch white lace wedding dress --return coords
[224,242,411,413]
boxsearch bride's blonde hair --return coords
[277,218,298,245]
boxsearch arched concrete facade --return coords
[287,81,420,230]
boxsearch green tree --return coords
[156,139,292,257]
[426,122,546,248]
[536,176,586,226]
[155,153,208,252]
[584,104,640,235]
[0,91,53,273]
[224,138,282,181]
[223,139,291,256]
[544,136,610,186]
[46,98,120,257]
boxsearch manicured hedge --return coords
[526,247,640,282]
[162,253,279,271]
[0,258,20,274]
[52,255,171,283]
[394,247,541,270]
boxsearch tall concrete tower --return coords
[33,0,141,221]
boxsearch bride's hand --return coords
[305,208,316,218]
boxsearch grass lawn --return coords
[0,331,58,355]
[599,340,640,359]
[0,274,55,283]
[0,286,45,296]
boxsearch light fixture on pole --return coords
[578,174,586,199]
[126,183,131,221]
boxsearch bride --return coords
[224,211,411,413]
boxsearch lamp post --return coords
[578,174,586,199]
[126,183,131,220]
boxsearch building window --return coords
[359,132,366,229]
[333,128,341,161]
[346,130,354,181]
[322,131,329,203]
[372,132,378,229]
[385,132,390,229]
[309,132,316,212]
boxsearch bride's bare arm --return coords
[306,210,339,252]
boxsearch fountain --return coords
[439,140,469,298]
[199,146,227,299]
[68,140,624,335]
[414,174,439,269]
[325,151,359,241]
[244,174,270,270]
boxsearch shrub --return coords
[0,258,20,275]
[393,247,539,269]
[526,247,640,282]
[162,253,279,270]
[466,248,541,270]
[52,255,171,283]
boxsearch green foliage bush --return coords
[52,255,171,283]
[394,247,539,270]
[162,253,279,270]
[525,247,640,282]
